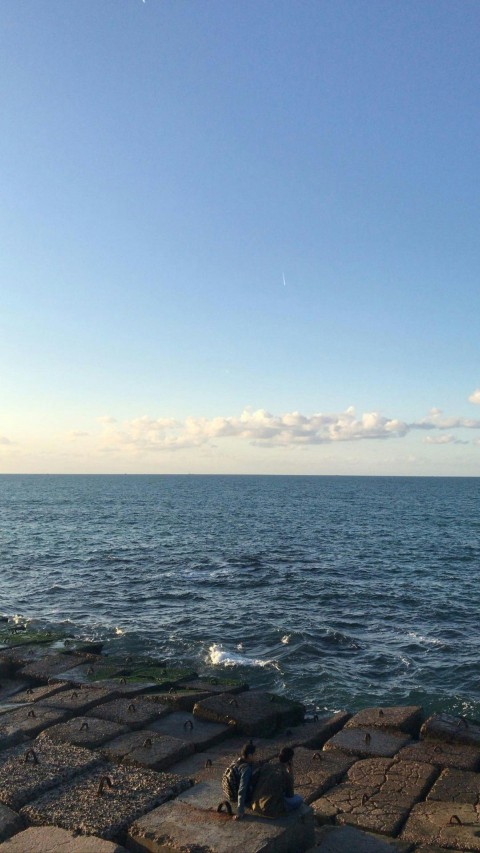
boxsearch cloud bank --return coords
[96,405,480,454]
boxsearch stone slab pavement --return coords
[401,801,480,849]
[127,800,315,853]
[0,826,127,852]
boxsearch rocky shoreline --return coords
[0,628,479,852]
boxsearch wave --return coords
[207,643,277,669]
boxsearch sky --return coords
[1,0,480,475]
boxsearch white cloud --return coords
[424,435,468,445]
[97,407,411,454]
[66,431,90,440]
[468,389,480,405]
[413,409,480,430]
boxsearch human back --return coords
[251,747,303,818]
[251,761,292,818]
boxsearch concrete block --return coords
[164,749,237,786]
[311,757,437,837]
[0,647,43,677]
[0,681,29,703]
[396,740,480,771]
[254,713,352,762]
[148,710,233,750]
[180,678,248,695]
[345,707,424,737]
[346,757,438,802]
[413,848,455,853]
[0,705,69,748]
[312,783,409,836]
[0,740,102,809]
[280,747,354,804]
[323,727,411,759]
[127,799,315,853]
[57,659,127,685]
[38,715,128,749]
[0,704,25,717]
[21,764,192,841]
[311,824,413,851]
[172,749,350,814]
[0,803,23,843]
[20,654,94,683]
[143,690,213,712]
[42,686,118,714]
[193,690,305,737]
[426,767,480,804]
[401,801,480,849]
[103,731,195,771]
[0,825,127,852]
[421,713,480,748]
[89,679,162,697]
[88,698,169,729]
[4,683,70,705]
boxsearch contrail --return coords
[282,272,286,287]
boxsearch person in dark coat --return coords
[251,747,303,818]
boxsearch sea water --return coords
[0,474,479,717]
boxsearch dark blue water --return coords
[1,475,479,718]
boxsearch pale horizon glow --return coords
[1,1,479,476]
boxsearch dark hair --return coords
[241,742,256,759]
[279,747,294,764]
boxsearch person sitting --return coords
[230,741,255,820]
[250,746,303,818]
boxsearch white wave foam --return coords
[281,635,291,644]
[207,643,274,669]
[407,632,443,647]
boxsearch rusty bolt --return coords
[97,776,113,796]
[24,748,39,765]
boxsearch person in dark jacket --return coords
[251,747,303,817]
[233,742,257,820]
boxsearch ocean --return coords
[1,474,479,718]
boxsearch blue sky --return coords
[1,0,480,474]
